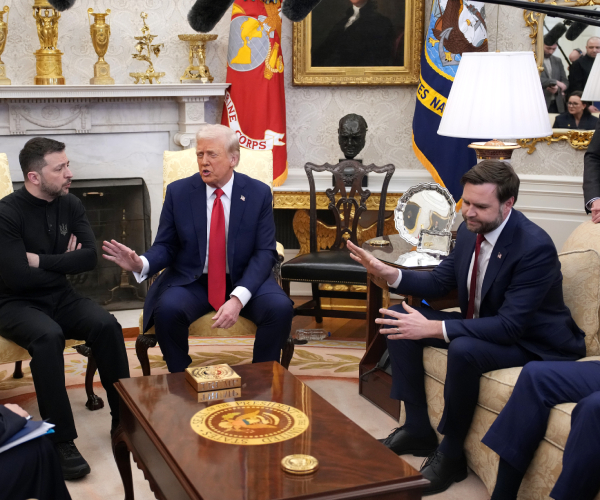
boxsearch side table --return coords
[358,234,458,420]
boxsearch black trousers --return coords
[152,275,294,372]
[0,287,130,442]
[386,305,538,444]
[0,436,72,500]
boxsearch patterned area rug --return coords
[0,338,366,400]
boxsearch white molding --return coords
[0,84,230,100]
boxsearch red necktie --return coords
[208,188,226,311]
[466,233,485,320]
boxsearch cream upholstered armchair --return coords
[135,147,293,375]
[405,220,600,500]
[0,153,103,411]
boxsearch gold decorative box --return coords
[185,364,241,392]
[197,388,242,403]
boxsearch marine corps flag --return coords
[412,0,488,203]
[222,0,288,186]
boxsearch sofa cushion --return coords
[558,249,600,356]
[0,336,85,364]
[141,311,257,338]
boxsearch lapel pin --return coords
[497,252,502,259]
[240,195,245,201]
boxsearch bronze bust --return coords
[338,114,368,160]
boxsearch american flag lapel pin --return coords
[497,252,502,259]
[241,195,245,201]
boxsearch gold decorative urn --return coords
[88,8,114,85]
[178,34,217,83]
[0,6,10,85]
[32,0,65,85]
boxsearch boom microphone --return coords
[544,22,568,46]
[566,21,590,41]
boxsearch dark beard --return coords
[40,177,67,199]
[464,208,504,234]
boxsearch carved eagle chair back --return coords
[281,160,395,323]
[135,147,293,376]
[0,153,104,411]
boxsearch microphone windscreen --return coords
[282,0,324,22]
[188,0,234,33]
[46,0,76,11]
[544,22,567,46]
[565,21,589,41]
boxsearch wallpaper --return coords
[0,0,585,176]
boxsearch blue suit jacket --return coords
[142,171,280,332]
[393,210,586,361]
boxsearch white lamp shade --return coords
[437,52,552,140]
[582,55,600,101]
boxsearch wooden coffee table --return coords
[112,362,427,500]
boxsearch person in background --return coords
[569,48,583,66]
[541,37,568,113]
[553,91,599,129]
[0,403,72,500]
[583,118,600,221]
[569,37,600,92]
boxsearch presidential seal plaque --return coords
[185,364,241,392]
[281,454,319,475]
[190,400,310,445]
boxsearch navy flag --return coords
[412,0,488,205]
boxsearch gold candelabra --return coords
[32,0,65,85]
[178,34,217,83]
[129,12,165,84]
[0,6,10,85]
[88,8,114,85]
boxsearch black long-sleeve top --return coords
[0,405,26,446]
[0,187,97,298]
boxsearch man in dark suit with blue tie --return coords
[103,124,293,372]
[348,160,585,496]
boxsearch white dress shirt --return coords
[345,5,361,28]
[134,172,252,307]
[388,210,512,342]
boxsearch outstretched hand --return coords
[376,302,444,340]
[102,239,144,273]
[346,240,400,284]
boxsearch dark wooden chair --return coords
[281,159,395,322]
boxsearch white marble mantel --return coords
[0,83,229,240]
[0,84,229,148]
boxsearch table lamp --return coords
[437,52,552,160]
[582,55,600,102]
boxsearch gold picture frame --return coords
[292,0,425,86]
[518,5,596,152]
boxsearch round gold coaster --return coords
[281,454,319,475]
[369,239,390,247]
[190,401,310,445]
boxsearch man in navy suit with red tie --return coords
[103,124,293,372]
[348,160,585,496]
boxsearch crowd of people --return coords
[542,34,600,129]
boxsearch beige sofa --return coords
[400,220,600,499]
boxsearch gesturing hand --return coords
[211,296,243,329]
[376,302,444,340]
[102,239,144,273]
[347,240,400,284]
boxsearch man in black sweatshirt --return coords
[0,137,130,479]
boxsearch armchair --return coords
[281,159,395,322]
[135,147,293,376]
[0,153,103,411]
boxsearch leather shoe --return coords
[420,450,468,496]
[378,426,438,456]
[54,440,91,480]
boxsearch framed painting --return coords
[293,0,425,86]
